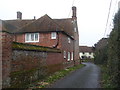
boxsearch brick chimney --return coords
[118,1,120,9]
[72,6,77,19]
[17,11,22,20]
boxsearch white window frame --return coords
[51,32,57,39]
[71,52,73,60]
[74,27,77,32]
[64,51,66,59]
[68,52,70,61]
[68,37,71,43]
[25,33,39,42]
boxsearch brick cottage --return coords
[0,6,80,88]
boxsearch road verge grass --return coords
[28,64,85,89]
[100,65,115,88]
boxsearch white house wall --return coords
[79,52,94,59]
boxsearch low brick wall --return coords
[1,32,62,88]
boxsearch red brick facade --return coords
[14,32,76,68]
[1,32,63,88]
[1,32,12,88]
[1,6,80,88]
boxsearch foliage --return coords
[12,42,61,53]
[107,9,120,88]
[28,64,85,88]
[100,65,116,88]
[94,9,120,88]
[94,46,108,65]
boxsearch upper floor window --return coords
[68,37,71,43]
[51,32,57,39]
[25,33,39,42]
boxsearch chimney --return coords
[17,11,22,20]
[72,6,77,19]
[118,1,120,9]
[34,16,36,20]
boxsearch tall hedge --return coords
[94,9,120,88]
[107,9,120,88]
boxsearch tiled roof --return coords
[15,14,63,33]
[0,20,17,33]
[79,46,93,52]
[5,19,35,29]
[2,14,75,38]
[54,18,74,37]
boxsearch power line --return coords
[103,0,113,37]
[105,0,118,37]
[68,0,76,17]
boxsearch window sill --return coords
[25,41,39,43]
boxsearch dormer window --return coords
[51,32,57,39]
[25,33,39,42]
[68,37,71,43]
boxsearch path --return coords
[50,62,101,88]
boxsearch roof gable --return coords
[16,14,63,33]
[54,18,74,37]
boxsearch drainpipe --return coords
[73,39,76,66]
[53,31,59,48]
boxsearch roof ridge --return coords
[43,14,64,30]
[15,15,46,32]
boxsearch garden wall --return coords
[1,32,62,88]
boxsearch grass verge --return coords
[100,65,115,88]
[28,64,85,89]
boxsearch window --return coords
[68,52,70,61]
[74,27,77,32]
[25,33,39,42]
[51,32,57,39]
[64,51,66,59]
[71,52,73,60]
[68,37,71,43]
[89,52,92,55]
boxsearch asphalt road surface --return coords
[50,62,101,88]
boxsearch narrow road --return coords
[50,62,101,88]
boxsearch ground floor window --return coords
[68,52,70,61]
[64,51,66,59]
[71,52,73,60]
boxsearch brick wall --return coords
[15,32,61,48]
[46,52,63,73]
[0,31,2,89]
[14,32,78,68]
[60,33,75,68]
[1,32,63,88]
[2,32,12,88]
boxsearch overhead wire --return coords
[68,0,76,17]
[105,0,118,37]
[103,0,113,37]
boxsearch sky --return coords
[0,0,119,46]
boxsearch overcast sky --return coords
[0,0,119,46]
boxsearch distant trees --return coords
[94,9,120,88]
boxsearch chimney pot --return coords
[17,11,22,20]
[34,16,36,20]
[72,6,77,19]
